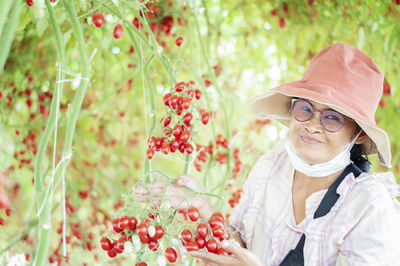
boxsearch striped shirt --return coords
[230,139,400,265]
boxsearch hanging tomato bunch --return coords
[146,80,212,160]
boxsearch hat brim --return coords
[249,80,392,168]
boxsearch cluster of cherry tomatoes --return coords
[227,188,244,208]
[179,208,232,256]
[99,213,179,264]
[146,80,212,160]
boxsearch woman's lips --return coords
[300,135,322,144]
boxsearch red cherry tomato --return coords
[164,116,172,127]
[148,239,159,251]
[185,143,194,154]
[100,237,112,250]
[212,226,224,238]
[197,223,208,238]
[195,89,202,100]
[152,225,164,241]
[185,241,199,251]
[129,216,137,231]
[139,233,150,244]
[176,36,184,46]
[165,247,177,263]
[116,237,125,250]
[179,130,191,143]
[187,206,200,221]
[172,125,183,138]
[147,149,154,160]
[112,219,122,233]
[136,223,148,237]
[206,239,218,253]
[195,236,206,249]
[183,113,193,126]
[26,0,33,6]
[211,212,225,222]
[107,249,117,258]
[118,216,130,229]
[180,229,192,242]
[113,24,123,39]
[92,13,104,28]
[208,217,224,229]
[135,262,147,266]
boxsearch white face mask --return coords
[284,130,362,178]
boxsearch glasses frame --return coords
[290,98,351,133]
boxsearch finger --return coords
[187,251,237,265]
[221,240,244,258]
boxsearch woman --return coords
[134,43,400,265]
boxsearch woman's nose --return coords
[304,111,324,132]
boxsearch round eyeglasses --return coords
[290,98,348,133]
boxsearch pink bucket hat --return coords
[250,42,391,168]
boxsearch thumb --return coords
[221,240,243,257]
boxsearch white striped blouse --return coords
[230,139,400,265]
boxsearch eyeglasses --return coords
[290,98,349,132]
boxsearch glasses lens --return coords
[321,110,345,132]
[291,99,313,121]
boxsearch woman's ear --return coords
[355,130,368,145]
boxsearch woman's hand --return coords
[133,174,214,219]
[188,240,263,266]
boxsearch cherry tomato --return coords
[129,216,137,231]
[163,93,172,106]
[170,139,180,152]
[179,130,191,143]
[201,112,210,125]
[212,227,224,238]
[185,241,199,251]
[183,113,193,126]
[26,0,33,6]
[165,247,177,263]
[107,249,117,258]
[148,239,159,251]
[195,236,206,249]
[92,13,105,28]
[164,116,172,127]
[178,143,186,153]
[211,212,225,222]
[113,24,123,39]
[100,237,112,250]
[180,229,192,242]
[139,233,150,244]
[195,89,202,100]
[175,81,186,92]
[136,223,148,237]
[118,216,130,229]
[181,98,191,109]
[185,143,194,154]
[116,237,125,250]
[208,217,224,229]
[187,206,200,221]
[147,149,154,160]
[206,239,218,253]
[154,225,164,240]
[135,262,147,266]
[162,143,170,155]
[176,36,184,46]
[197,223,208,238]
[112,219,122,233]
[172,125,182,138]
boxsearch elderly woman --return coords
[135,43,400,265]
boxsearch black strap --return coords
[279,163,363,266]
